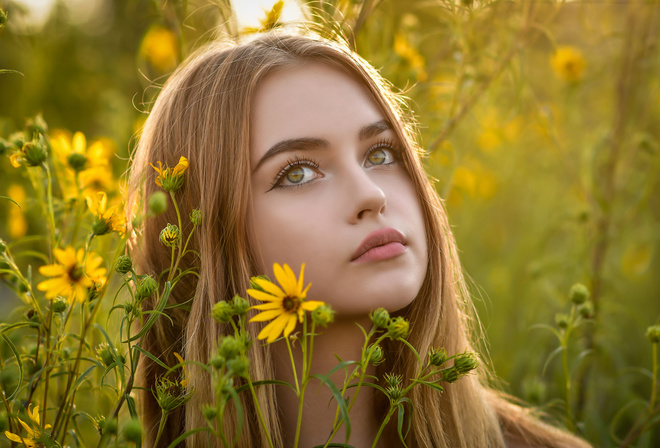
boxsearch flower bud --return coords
[25,114,48,136]
[210,355,225,369]
[384,373,402,389]
[102,417,118,436]
[96,342,115,367]
[429,347,448,367]
[202,404,218,421]
[190,209,202,226]
[454,352,478,374]
[578,301,594,319]
[67,152,88,172]
[159,223,181,248]
[646,325,660,344]
[0,9,8,28]
[9,132,25,149]
[369,307,390,329]
[154,377,191,412]
[555,313,570,330]
[51,296,69,314]
[115,255,133,274]
[231,294,249,316]
[22,135,48,167]
[569,283,589,305]
[367,344,384,366]
[122,418,142,444]
[226,356,249,378]
[442,367,460,383]
[387,316,410,340]
[385,385,403,403]
[218,336,242,360]
[212,300,234,323]
[136,275,158,301]
[311,304,335,328]
[148,191,168,216]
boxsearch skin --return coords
[248,62,428,316]
[247,62,429,447]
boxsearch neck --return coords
[270,315,386,448]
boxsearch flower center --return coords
[282,296,300,313]
[68,265,84,282]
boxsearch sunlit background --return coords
[1,1,659,446]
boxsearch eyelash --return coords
[268,140,403,191]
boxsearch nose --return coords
[346,168,387,224]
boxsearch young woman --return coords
[127,30,590,448]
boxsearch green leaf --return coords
[166,427,213,448]
[396,402,410,448]
[542,345,564,376]
[312,372,351,442]
[2,334,23,400]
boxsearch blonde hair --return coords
[128,31,590,448]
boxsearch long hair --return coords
[127,30,590,448]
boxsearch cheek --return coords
[248,195,336,274]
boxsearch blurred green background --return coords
[1,0,659,446]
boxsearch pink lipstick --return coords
[351,228,407,263]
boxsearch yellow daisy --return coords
[37,247,107,302]
[550,46,586,83]
[5,404,51,447]
[85,191,125,237]
[50,130,115,198]
[248,263,324,343]
[149,156,189,192]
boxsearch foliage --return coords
[0,0,659,446]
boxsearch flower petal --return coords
[301,300,324,311]
[39,264,66,277]
[72,132,86,154]
[297,263,306,295]
[251,303,281,311]
[247,288,281,303]
[282,315,297,339]
[251,277,285,298]
[5,431,24,443]
[258,313,290,343]
[249,309,283,322]
[273,263,296,296]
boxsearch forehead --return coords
[249,62,386,160]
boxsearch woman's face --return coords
[248,62,428,315]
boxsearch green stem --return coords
[43,164,57,255]
[153,410,170,448]
[651,342,658,414]
[561,334,573,430]
[246,376,274,448]
[285,337,299,393]
[371,405,395,448]
[324,333,384,447]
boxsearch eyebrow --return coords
[253,119,393,173]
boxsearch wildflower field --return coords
[0,0,659,447]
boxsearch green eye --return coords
[368,149,387,165]
[286,167,305,183]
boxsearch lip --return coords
[351,228,407,263]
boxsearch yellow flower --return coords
[37,246,107,302]
[50,130,115,198]
[149,156,189,192]
[551,46,586,82]
[5,405,51,447]
[7,184,27,239]
[85,191,124,237]
[140,26,179,72]
[173,352,188,388]
[248,263,324,343]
